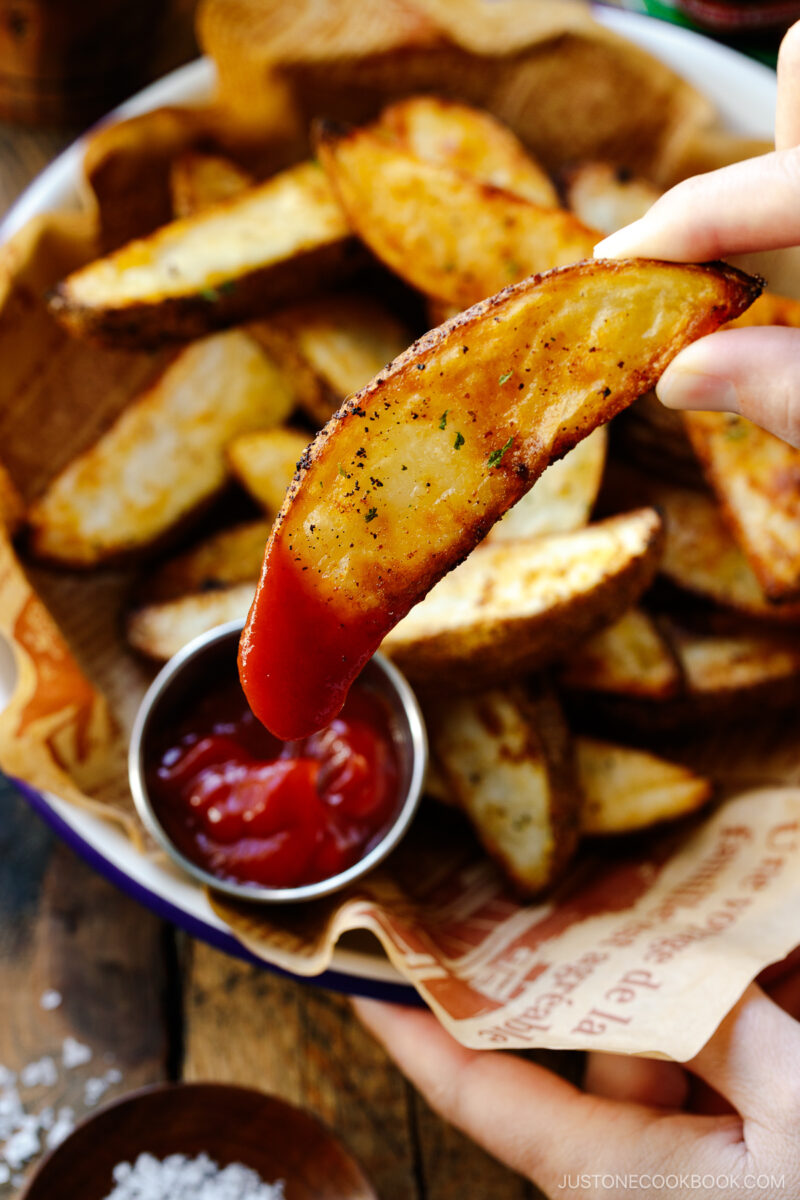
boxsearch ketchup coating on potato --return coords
[147,669,400,890]
[239,539,387,739]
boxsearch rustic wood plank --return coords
[0,125,75,217]
[183,940,423,1200]
[0,779,170,1191]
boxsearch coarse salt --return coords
[103,1152,285,1200]
[39,991,62,1012]
[62,1037,92,1070]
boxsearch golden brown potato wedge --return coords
[426,682,579,897]
[50,163,362,348]
[240,258,760,738]
[144,519,273,605]
[382,510,664,690]
[487,425,606,543]
[250,293,412,426]
[616,390,702,487]
[560,607,681,699]
[563,161,660,235]
[227,427,311,515]
[128,584,256,661]
[380,95,559,206]
[316,122,597,307]
[651,481,800,623]
[682,411,800,603]
[672,623,800,702]
[28,332,294,566]
[170,152,255,219]
[578,738,711,834]
[0,463,24,535]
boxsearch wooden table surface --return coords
[0,121,554,1200]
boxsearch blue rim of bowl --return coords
[128,620,428,904]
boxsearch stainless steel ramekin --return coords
[129,619,427,903]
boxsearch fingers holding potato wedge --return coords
[240,257,761,739]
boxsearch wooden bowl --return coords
[21,1082,377,1200]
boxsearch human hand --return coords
[594,22,800,447]
[354,960,800,1199]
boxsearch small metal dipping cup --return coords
[129,619,427,903]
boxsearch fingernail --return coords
[593,218,648,258]
[656,365,739,412]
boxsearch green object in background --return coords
[610,0,780,67]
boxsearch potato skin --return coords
[427,680,580,898]
[383,509,665,691]
[49,237,365,349]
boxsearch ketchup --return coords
[239,539,388,741]
[147,669,400,890]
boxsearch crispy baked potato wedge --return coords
[227,427,311,515]
[578,738,712,834]
[381,510,663,689]
[250,294,412,426]
[28,332,294,566]
[379,96,559,207]
[561,608,681,699]
[316,123,597,307]
[682,411,800,603]
[487,425,606,543]
[50,163,361,347]
[563,162,660,235]
[651,481,800,623]
[170,152,255,218]
[144,519,273,605]
[426,682,579,897]
[0,463,24,535]
[128,584,256,661]
[239,257,760,738]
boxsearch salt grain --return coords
[45,1108,75,1150]
[20,1057,57,1088]
[39,990,62,1012]
[103,1152,285,1200]
[62,1037,92,1069]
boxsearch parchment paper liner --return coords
[2,9,800,1057]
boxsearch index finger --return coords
[594,149,800,262]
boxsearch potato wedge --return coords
[578,739,711,835]
[170,152,255,218]
[427,682,579,897]
[487,425,606,543]
[651,481,800,623]
[28,332,294,566]
[250,293,412,426]
[561,608,681,699]
[563,162,660,235]
[128,584,256,661]
[379,95,559,206]
[144,519,273,605]
[317,122,597,307]
[227,427,311,515]
[50,162,362,347]
[682,410,800,603]
[0,463,24,535]
[239,257,760,738]
[672,623,800,702]
[616,390,701,486]
[382,510,663,689]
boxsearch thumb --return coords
[656,325,800,447]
